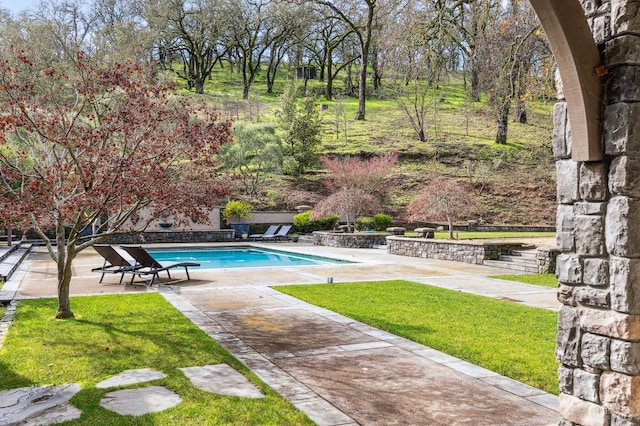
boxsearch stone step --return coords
[0,244,31,281]
[483,259,539,273]
[498,255,538,265]
[508,250,538,260]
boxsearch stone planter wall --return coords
[312,231,388,248]
[386,236,523,265]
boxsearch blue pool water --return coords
[147,247,352,269]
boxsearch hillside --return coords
[183,67,557,226]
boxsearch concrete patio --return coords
[2,240,560,425]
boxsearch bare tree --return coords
[383,0,456,142]
[313,152,397,231]
[227,0,294,99]
[312,188,380,232]
[313,0,376,120]
[144,0,231,94]
[408,180,477,239]
[91,0,151,62]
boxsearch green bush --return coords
[373,213,393,231]
[355,216,374,231]
[222,200,253,221]
[293,211,339,233]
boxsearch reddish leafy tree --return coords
[408,180,477,239]
[313,152,398,231]
[321,151,398,196]
[0,50,232,318]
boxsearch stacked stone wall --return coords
[103,230,235,244]
[312,232,388,248]
[386,236,522,265]
[555,1,640,424]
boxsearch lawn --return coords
[0,293,312,425]
[490,273,558,288]
[432,231,556,239]
[277,280,559,395]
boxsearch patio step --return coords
[483,249,539,273]
[0,244,31,281]
[0,244,31,303]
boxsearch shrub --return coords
[373,213,393,231]
[355,216,374,231]
[222,200,253,221]
[293,210,339,233]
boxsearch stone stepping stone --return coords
[96,368,167,388]
[179,364,264,398]
[0,383,82,425]
[99,386,182,416]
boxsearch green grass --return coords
[277,280,559,394]
[0,293,312,425]
[434,231,555,239]
[490,273,558,288]
[402,231,555,239]
[0,305,5,318]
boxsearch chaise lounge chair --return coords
[120,245,200,285]
[92,244,138,284]
[249,225,280,241]
[265,224,292,242]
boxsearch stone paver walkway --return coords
[1,241,561,425]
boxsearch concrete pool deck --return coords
[5,241,560,425]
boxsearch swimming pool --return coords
[147,246,352,269]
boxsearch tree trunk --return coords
[470,67,480,102]
[495,98,511,144]
[55,223,74,319]
[326,52,334,100]
[345,64,354,96]
[372,48,381,95]
[355,54,368,121]
[194,78,204,95]
[355,0,375,121]
[266,66,275,93]
[418,128,426,142]
[447,216,454,240]
[513,96,527,124]
[242,82,250,100]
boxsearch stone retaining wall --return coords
[312,231,388,248]
[103,230,235,244]
[386,236,523,265]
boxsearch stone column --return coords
[555,1,640,424]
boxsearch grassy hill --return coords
[172,64,557,226]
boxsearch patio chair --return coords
[249,225,280,241]
[265,225,292,242]
[120,245,200,285]
[91,244,138,284]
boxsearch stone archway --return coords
[527,0,640,424]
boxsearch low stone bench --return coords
[414,227,435,238]
[386,227,406,236]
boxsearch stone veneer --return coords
[555,1,640,424]
[386,236,523,265]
